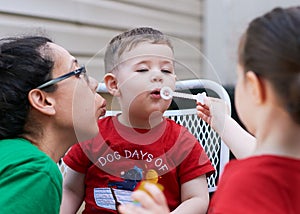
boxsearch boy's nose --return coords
[151,71,163,82]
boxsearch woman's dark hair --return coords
[239,7,300,125]
[0,36,55,139]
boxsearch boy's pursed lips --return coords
[150,88,162,99]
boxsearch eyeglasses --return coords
[37,66,87,89]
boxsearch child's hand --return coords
[196,97,230,136]
[118,183,170,214]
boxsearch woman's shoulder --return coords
[0,138,61,179]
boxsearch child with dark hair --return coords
[0,36,106,213]
[207,6,300,213]
[61,27,214,214]
[118,7,300,214]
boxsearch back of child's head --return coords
[238,7,300,125]
[104,27,173,73]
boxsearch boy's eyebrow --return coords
[134,60,148,65]
[134,59,174,65]
[161,60,174,64]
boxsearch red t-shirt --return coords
[64,116,214,213]
[209,155,300,214]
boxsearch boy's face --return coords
[114,42,176,119]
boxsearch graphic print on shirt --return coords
[108,166,143,191]
[97,149,170,175]
[94,166,164,210]
[94,166,143,210]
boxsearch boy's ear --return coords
[28,89,56,115]
[245,71,266,104]
[104,73,120,96]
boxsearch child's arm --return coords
[60,167,85,214]
[197,97,256,159]
[171,175,209,214]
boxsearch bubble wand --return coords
[160,86,207,104]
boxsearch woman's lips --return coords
[98,100,107,117]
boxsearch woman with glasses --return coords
[0,36,106,213]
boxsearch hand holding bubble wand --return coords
[133,169,164,206]
[160,86,207,104]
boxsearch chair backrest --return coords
[97,79,231,193]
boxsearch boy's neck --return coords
[117,112,164,129]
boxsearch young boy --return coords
[60,27,215,213]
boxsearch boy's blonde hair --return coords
[104,27,173,73]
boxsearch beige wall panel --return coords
[0,0,201,38]
[0,13,115,53]
[111,0,202,16]
[0,0,203,82]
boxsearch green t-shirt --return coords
[0,138,62,213]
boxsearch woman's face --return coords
[48,43,106,142]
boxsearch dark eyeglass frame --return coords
[37,66,86,89]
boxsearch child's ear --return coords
[245,71,266,104]
[28,89,56,115]
[104,73,120,96]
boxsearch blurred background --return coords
[0,0,299,110]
